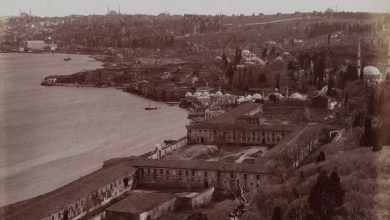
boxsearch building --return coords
[4,163,136,220]
[24,40,47,52]
[105,192,176,220]
[128,157,273,191]
[187,123,299,145]
[363,66,381,83]
[176,187,214,210]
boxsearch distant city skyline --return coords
[0,0,390,17]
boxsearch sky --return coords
[0,0,389,17]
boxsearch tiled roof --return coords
[106,192,175,213]
[3,163,136,220]
[187,122,302,132]
[205,103,261,124]
[124,157,271,174]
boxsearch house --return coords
[105,192,176,220]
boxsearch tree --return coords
[308,171,344,220]
[360,116,373,147]
[316,151,326,162]
[272,206,283,220]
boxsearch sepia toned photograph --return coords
[0,0,390,219]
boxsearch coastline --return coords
[0,53,189,207]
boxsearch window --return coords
[256,175,260,180]
[244,174,247,180]
[185,170,188,176]
[179,170,182,176]
[160,169,163,174]
[147,168,150,174]
[192,170,195,176]
[204,172,208,177]
[153,169,156,174]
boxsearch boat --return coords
[166,101,180,106]
[64,56,71,61]
[145,107,158,110]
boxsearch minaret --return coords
[107,5,109,14]
[357,39,361,77]
[387,37,390,75]
[118,5,121,14]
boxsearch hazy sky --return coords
[1,0,389,17]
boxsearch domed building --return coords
[289,92,304,100]
[185,92,193,97]
[252,93,263,100]
[193,92,202,97]
[215,91,223,96]
[363,66,381,82]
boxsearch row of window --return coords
[139,168,262,181]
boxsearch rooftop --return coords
[106,192,175,214]
[187,122,302,132]
[124,157,271,174]
[3,163,136,220]
[200,102,262,124]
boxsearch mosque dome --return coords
[241,49,251,55]
[194,92,202,97]
[252,93,263,99]
[274,56,283,61]
[215,91,223,96]
[185,92,192,97]
[202,92,210,97]
[363,66,381,76]
[289,92,304,100]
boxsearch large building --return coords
[3,163,136,220]
[23,40,47,52]
[186,102,302,145]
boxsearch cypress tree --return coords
[272,206,283,220]
[309,171,344,220]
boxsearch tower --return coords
[357,39,361,77]
[118,5,121,14]
[387,37,390,75]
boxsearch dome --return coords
[289,92,304,100]
[274,56,283,61]
[246,95,252,100]
[241,49,251,55]
[363,66,381,76]
[252,93,263,99]
[215,91,223,96]
[194,92,202,97]
[202,92,210,96]
[215,56,222,60]
[185,92,192,97]
[283,52,290,55]
[237,96,246,103]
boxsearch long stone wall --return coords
[145,136,188,159]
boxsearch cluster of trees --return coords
[307,22,374,38]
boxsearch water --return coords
[0,53,189,207]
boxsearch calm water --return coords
[0,53,188,207]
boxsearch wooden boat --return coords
[145,107,158,110]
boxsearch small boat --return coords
[145,107,158,110]
[64,56,71,61]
